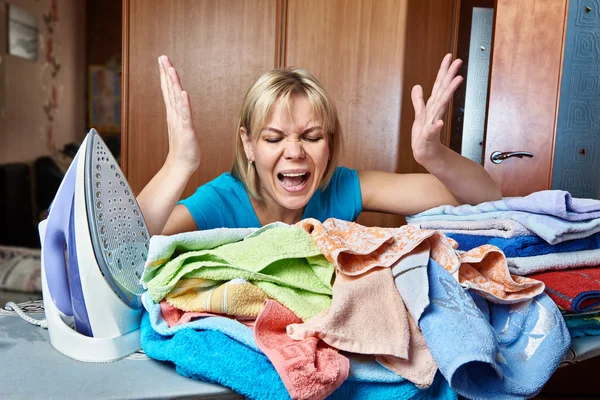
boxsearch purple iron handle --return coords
[42,151,81,316]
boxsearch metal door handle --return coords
[490,151,534,164]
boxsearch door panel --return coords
[123,0,278,198]
[483,0,568,196]
[285,0,455,227]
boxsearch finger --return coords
[164,66,176,115]
[432,75,463,122]
[168,67,184,109]
[432,58,462,106]
[427,53,452,108]
[181,91,195,130]
[159,57,170,110]
[411,85,425,117]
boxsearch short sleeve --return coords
[178,173,261,230]
[303,166,363,222]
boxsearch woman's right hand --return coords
[159,55,200,174]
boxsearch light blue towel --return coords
[420,259,571,400]
[407,192,600,245]
[140,312,458,399]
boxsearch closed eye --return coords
[264,137,282,144]
[303,136,323,143]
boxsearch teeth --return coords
[281,172,306,177]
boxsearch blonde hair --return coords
[232,67,343,200]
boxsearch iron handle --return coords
[490,151,534,164]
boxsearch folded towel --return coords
[529,267,600,312]
[140,312,458,399]
[410,219,533,239]
[166,278,270,318]
[504,191,600,221]
[407,193,600,245]
[410,190,600,222]
[143,227,257,281]
[144,225,335,320]
[420,258,570,400]
[506,248,600,275]
[447,232,600,258]
[160,300,217,327]
[564,313,600,338]
[254,300,349,400]
[142,292,259,351]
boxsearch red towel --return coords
[529,266,600,312]
[254,299,349,400]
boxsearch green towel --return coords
[144,226,335,320]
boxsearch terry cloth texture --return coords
[420,258,570,400]
[144,225,335,320]
[447,232,600,258]
[165,277,270,318]
[529,267,600,313]
[407,191,600,245]
[140,312,459,399]
[409,219,533,239]
[254,300,349,400]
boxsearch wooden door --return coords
[122,0,278,198]
[483,0,568,196]
[285,0,456,227]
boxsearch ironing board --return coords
[0,311,241,399]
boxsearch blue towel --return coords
[420,259,571,400]
[446,232,600,258]
[140,312,457,400]
[565,314,600,338]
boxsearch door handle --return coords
[490,151,534,164]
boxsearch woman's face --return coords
[244,95,330,213]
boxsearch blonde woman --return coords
[138,55,501,235]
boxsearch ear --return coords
[240,127,255,162]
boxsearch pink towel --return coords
[287,267,437,388]
[160,300,256,329]
[254,300,349,400]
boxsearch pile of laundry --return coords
[408,190,600,366]
[137,192,595,400]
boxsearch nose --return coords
[283,139,306,160]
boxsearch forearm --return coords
[137,162,194,236]
[420,146,502,205]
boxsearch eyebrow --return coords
[261,126,323,135]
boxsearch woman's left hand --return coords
[410,54,463,166]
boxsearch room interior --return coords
[0,0,599,398]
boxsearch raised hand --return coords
[159,55,200,174]
[410,54,463,165]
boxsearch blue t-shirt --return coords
[180,166,362,230]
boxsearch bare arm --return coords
[137,56,200,236]
[360,54,501,215]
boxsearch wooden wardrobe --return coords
[121,0,456,228]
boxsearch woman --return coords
[138,55,501,236]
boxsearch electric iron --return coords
[38,128,149,362]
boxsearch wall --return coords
[0,0,86,164]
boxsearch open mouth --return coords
[277,172,310,189]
